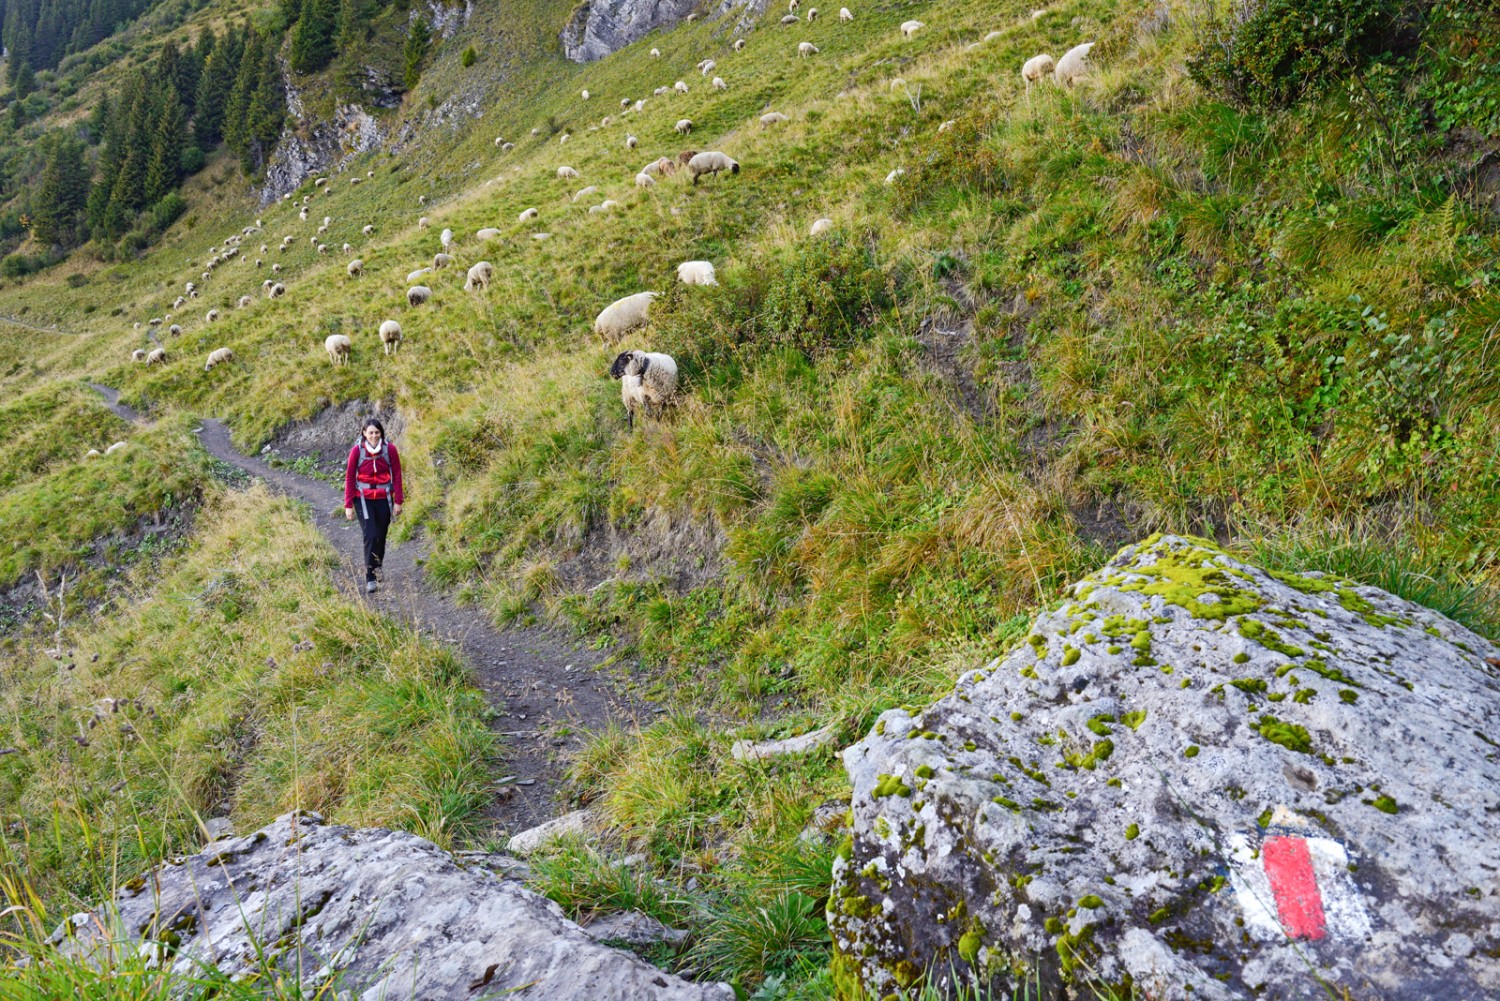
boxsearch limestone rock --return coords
[54,811,732,1000]
[507,808,596,854]
[561,0,768,63]
[831,535,1500,1000]
[731,720,840,761]
[584,910,691,947]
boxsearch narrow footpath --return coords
[89,384,651,835]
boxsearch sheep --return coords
[238,296,253,309]
[348,259,364,277]
[419,216,430,229]
[174,296,186,309]
[650,47,661,58]
[105,441,129,455]
[798,41,819,57]
[325,334,352,365]
[532,232,551,240]
[688,151,740,184]
[674,80,690,94]
[434,253,455,269]
[477,227,503,240]
[594,291,658,345]
[677,260,717,285]
[675,119,694,135]
[560,133,571,143]
[204,347,235,371]
[272,263,283,274]
[317,244,329,255]
[139,345,166,368]
[699,59,716,75]
[168,323,183,336]
[557,166,580,179]
[85,449,101,459]
[269,282,287,298]
[419,194,429,204]
[581,89,590,100]
[810,217,834,236]
[362,224,375,236]
[441,227,455,248]
[149,317,163,327]
[131,348,147,362]
[985,30,1003,42]
[677,150,698,166]
[885,167,906,184]
[572,185,600,203]
[1054,42,1093,87]
[519,208,540,222]
[407,285,433,307]
[503,142,515,151]
[634,100,647,112]
[465,261,495,291]
[610,350,678,428]
[635,172,656,188]
[654,86,670,96]
[621,98,632,109]
[900,19,924,36]
[788,0,798,9]
[643,157,676,176]
[712,76,727,90]
[807,7,818,21]
[626,134,639,149]
[780,14,798,24]
[734,38,745,50]
[1022,53,1056,88]
[350,176,363,185]
[407,267,432,283]
[379,320,402,355]
[938,120,956,132]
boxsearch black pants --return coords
[356,496,391,578]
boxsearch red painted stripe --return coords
[1262,836,1327,941]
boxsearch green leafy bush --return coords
[756,238,888,355]
[461,45,478,67]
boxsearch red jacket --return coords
[344,441,404,508]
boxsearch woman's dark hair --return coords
[362,418,386,440]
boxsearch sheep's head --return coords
[610,351,647,379]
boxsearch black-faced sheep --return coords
[204,347,235,370]
[379,320,402,355]
[407,285,433,307]
[610,350,679,428]
[348,259,364,277]
[687,151,740,184]
[268,282,286,298]
[519,208,540,222]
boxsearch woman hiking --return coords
[344,418,404,593]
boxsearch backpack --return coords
[353,436,393,516]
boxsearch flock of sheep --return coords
[115,4,1095,434]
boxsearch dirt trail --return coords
[88,384,653,836]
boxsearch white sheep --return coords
[626,134,639,149]
[131,348,147,362]
[238,296,253,309]
[674,80,690,94]
[325,334,352,365]
[174,296,186,308]
[317,243,329,254]
[810,217,834,236]
[1054,42,1093,87]
[654,85,670,96]
[268,282,286,298]
[788,0,798,9]
[146,347,168,366]
[350,176,363,185]
[780,14,798,24]
[675,119,694,135]
[168,323,183,336]
[85,449,101,459]
[519,207,540,222]
[573,185,600,202]
[1022,53,1056,89]
[342,243,353,254]
[560,133,571,143]
[557,166,580,179]
[712,76,727,90]
[408,267,433,283]
[761,112,790,126]
[734,38,746,50]
[441,227,455,248]
[206,308,220,323]
[204,347,235,370]
[477,227,503,240]
[407,286,433,307]
[699,59,716,75]
[348,259,364,277]
[272,263,282,273]
[635,100,647,111]
[807,7,818,20]
[105,441,129,455]
[798,41,819,57]
[434,253,455,269]
[419,216,430,229]
[635,172,656,188]
[594,292,658,345]
[315,177,327,187]
[363,224,375,235]
[420,194,429,204]
[379,320,402,355]
[621,98,632,109]
[885,167,906,184]
[610,350,678,427]
[532,232,551,240]
[938,120,956,132]
[688,151,740,184]
[677,260,717,285]
[465,261,495,291]
[581,89,590,100]
[185,281,196,293]
[900,19,924,36]
[650,47,661,58]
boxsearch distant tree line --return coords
[0,0,159,87]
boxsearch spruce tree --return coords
[289,0,336,74]
[193,27,241,150]
[143,84,184,205]
[31,131,89,246]
[403,17,429,91]
[223,29,262,162]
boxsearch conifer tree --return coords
[143,84,184,205]
[30,131,89,246]
[403,17,430,91]
[193,26,241,150]
[289,0,336,74]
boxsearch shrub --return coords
[461,46,478,67]
[756,238,888,356]
[180,145,206,174]
[145,192,188,234]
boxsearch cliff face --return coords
[561,0,766,62]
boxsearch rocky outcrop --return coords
[561,0,767,63]
[831,535,1500,1000]
[52,811,733,1000]
[260,102,387,206]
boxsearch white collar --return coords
[364,439,383,454]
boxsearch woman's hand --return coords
[345,507,355,520]
[392,503,402,518]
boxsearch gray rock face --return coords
[260,104,385,206]
[830,535,1500,1000]
[561,0,766,63]
[55,811,732,1001]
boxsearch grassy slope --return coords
[0,0,1497,996]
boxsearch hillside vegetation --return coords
[1,0,1498,996]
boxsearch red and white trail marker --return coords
[1227,809,1372,943]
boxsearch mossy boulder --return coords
[831,535,1500,1000]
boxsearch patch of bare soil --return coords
[556,506,726,597]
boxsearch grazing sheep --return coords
[407,286,433,307]
[434,253,455,269]
[363,224,375,236]
[477,227,503,240]
[204,347,235,371]
[379,320,402,355]
[699,59,716,74]
[131,348,147,362]
[789,0,798,9]
[269,282,286,298]
[581,89,590,100]
[519,207,540,222]
[348,259,364,277]
[325,334,352,365]
[810,217,834,236]
[560,134,571,143]
[674,80,690,94]
[168,324,183,336]
[146,347,168,366]
[688,151,740,184]
[734,38,745,50]
[149,317,163,327]
[654,85,670,96]
[573,185,600,203]
[85,449,101,459]
[420,216,430,229]
[342,243,353,254]
[938,119,956,132]
[650,47,661,57]
[644,156,677,177]
[465,261,495,291]
[105,441,128,455]
[317,244,329,255]
[610,350,679,427]
[557,166,580,179]
[350,176,362,185]
[407,267,432,283]
[1054,42,1093,86]
[885,167,906,184]
[780,14,798,24]
[635,172,656,188]
[1022,53,1056,88]
[900,19,924,36]
[807,7,818,20]
[419,194,429,204]
[503,142,515,151]
[441,227,455,248]
[675,118,694,135]
[238,296,253,309]
[798,41,819,57]
[621,98,632,109]
[594,291,658,345]
[677,149,698,166]
[677,260,717,285]
[626,134,639,149]
[712,76,727,90]
[174,296,186,308]
[272,263,282,273]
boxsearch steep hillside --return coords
[2,0,1499,996]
